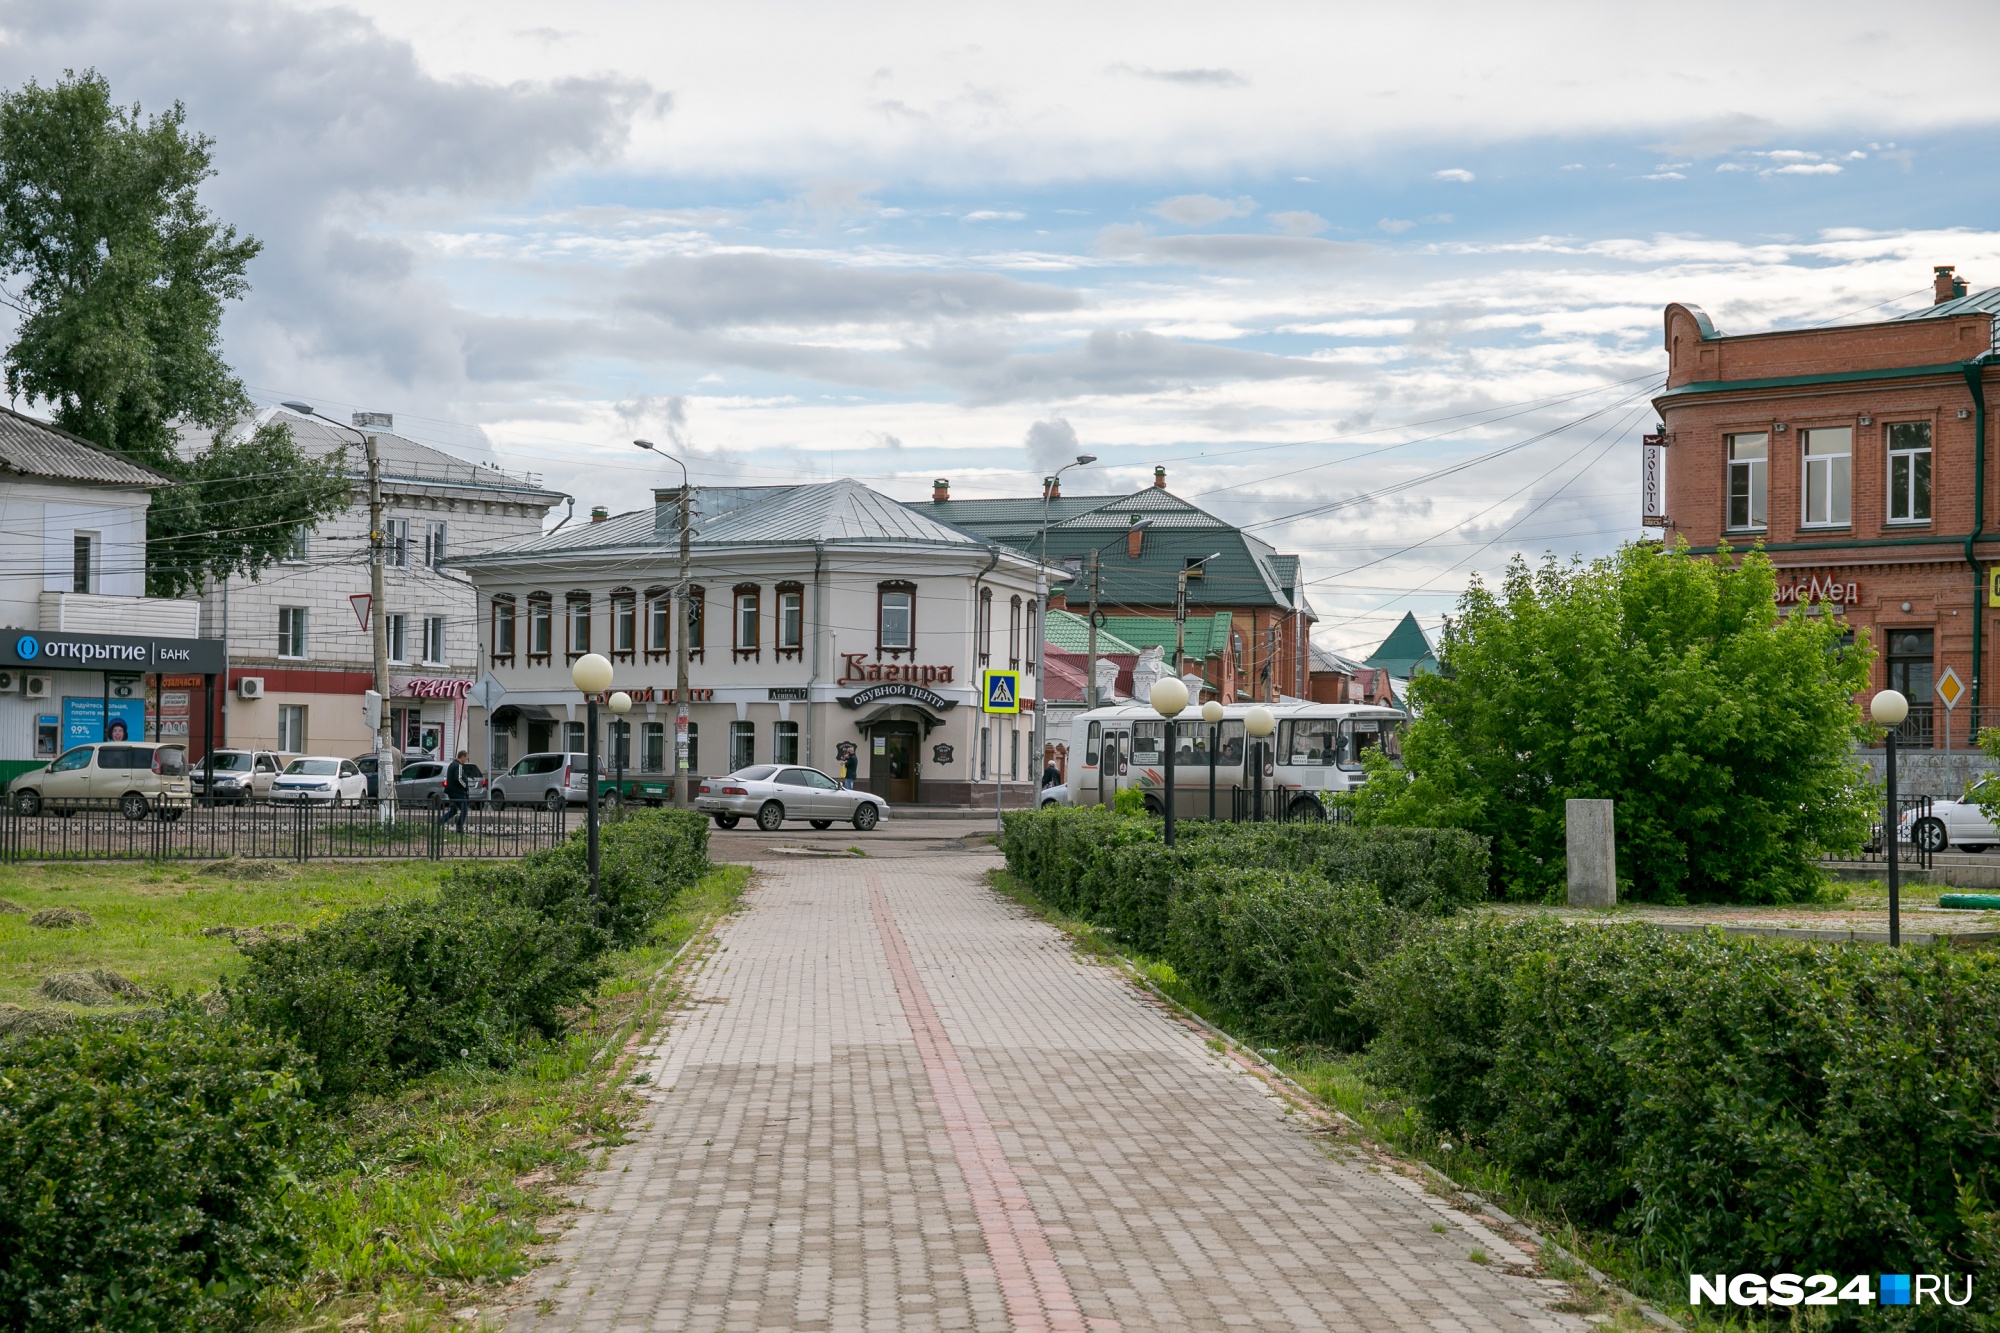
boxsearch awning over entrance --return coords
[491,702,556,726]
[853,703,948,736]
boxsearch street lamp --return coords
[1151,676,1189,846]
[1245,705,1276,822]
[1871,688,1909,947]
[1201,699,1223,821]
[608,690,632,820]
[634,438,695,809]
[572,652,613,911]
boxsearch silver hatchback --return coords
[697,764,889,831]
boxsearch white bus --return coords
[1064,700,1406,820]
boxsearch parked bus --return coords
[1063,700,1407,820]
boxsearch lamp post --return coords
[572,653,613,911]
[608,690,631,821]
[1245,705,1275,823]
[1035,453,1096,786]
[633,439,694,808]
[1202,699,1223,821]
[1871,688,1909,947]
[1150,676,1189,846]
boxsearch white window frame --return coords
[1800,426,1852,528]
[384,518,410,568]
[277,704,307,753]
[1726,433,1768,531]
[773,720,799,764]
[647,593,670,655]
[1887,421,1932,525]
[424,520,447,569]
[71,531,96,594]
[729,720,755,771]
[778,590,803,651]
[277,606,307,660]
[423,615,446,664]
[282,525,310,564]
[386,612,408,664]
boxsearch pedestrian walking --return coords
[442,749,471,833]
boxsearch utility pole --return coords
[1086,548,1101,709]
[1174,568,1188,678]
[675,482,693,807]
[365,430,395,823]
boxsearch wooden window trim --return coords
[565,590,591,662]
[686,584,706,663]
[732,582,760,662]
[609,586,637,664]
[1009,594,1023,670]
[977,586,992,666]
[644,584,671,662]
[490,594,516,666]
[527,592,553,666]
[877,580,916,659]
[775,580,805,661]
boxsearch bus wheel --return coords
[1289,798,1327,822]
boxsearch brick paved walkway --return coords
[509,852,1585,1332]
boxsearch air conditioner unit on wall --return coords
[0,670,17,693]
[24,674,51,699]
[238,677,265,700]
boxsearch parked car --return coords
[352,751,406,800]
[488,753,601,811]
[396,758,487,807]
[269,756,368,806]
[697,764,888,831]
[1040,782,1068,809]
[9,742,191,820]
[1908,782,2000,853]
[189,749,283,805]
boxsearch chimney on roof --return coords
[1153,465,1168,489]
[590,505,609,523]
[1127,513,1146,559]
[352,411,393,429]
[1936,265,1968,304]
[933,477,950,502]
[1043,475,1059,500]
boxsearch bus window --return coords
[1342,718,1400,769]
[1218,720,1244,765]
[1084,721,1101,767]
[1173,726,1199,762]
[1132,721,1162,761]
[1280,718,1338,765]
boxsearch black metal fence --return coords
[0,801,572,864]
[1225,785,1354,824]
[1842,794,1935,873]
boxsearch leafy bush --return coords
[518,808,711,947]
[0,1004,316,1333]
[1367,920,2000,1309]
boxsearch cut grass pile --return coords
[0,859,446,1011]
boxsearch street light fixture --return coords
[1245,705,1276,823]
[1150,676,1189,846]
[572,652,613,912]
[1871,688,1909,947]
[1201,699,1223,822]
[608,690,632,820]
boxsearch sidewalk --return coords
[508,850,1588,1331]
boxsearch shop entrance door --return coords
[871,725,918,803]
[527,720,554,754]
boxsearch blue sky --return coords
[6,0,2000,656]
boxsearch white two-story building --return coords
[0,407,227,789]
[455,479,1047,807]
[189,408,564,761]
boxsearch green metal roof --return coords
[1101,612,1234,658]
[1366,611,1437,678]
[1043,608,1140,655]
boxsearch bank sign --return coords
[3,627,227,675]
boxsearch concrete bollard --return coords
[1566,798,1616,907]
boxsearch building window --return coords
[610,587,636,662]
[609,719,631,769]
[645,586,671,660]
[733,584,760,661]
[1887,629,1935,744]
[1010,723,1020,779]
[384,518,409,568]
[979,724,989,779]
[776,582,804,658]
[1888,422,1932,524]
[528,593,552,664]
[643,721,666,772]
[1801,426,1851,527]
[1026,599,1038,669]
[492,595,516,663]
[1726,433,1767,530]
[423,615,446,664]
[685,721,699,773]
[978,587,993,665]
[879,582,915,654]
[277,704,307,753]
[773,720,799,763]
[564,720,585,753]
[283,525,310,564]
[492,732,509,771]
[277,606,308,659]
[566,592,591,660]
[1009,595,1023,668]
[386,613,407,663]
[686,585,706,661]
[424,520,447,568]
[729,720,755,771]
[70,532,94,593]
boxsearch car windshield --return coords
[733,765,779,781]
[286,759,339,776]
[209,752,255,771]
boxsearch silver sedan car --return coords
[697,764,889,831]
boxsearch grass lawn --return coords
[0,859,450,1012]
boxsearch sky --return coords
[4,0,2000,657]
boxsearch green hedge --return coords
[0,1005,316,1333]
[1367,920,2000,1314]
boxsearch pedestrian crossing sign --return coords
[981,669,1022,714]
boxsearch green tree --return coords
[0,70,347,596]
[1353,541,1874,904]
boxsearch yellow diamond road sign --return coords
[1937,665,1965,710]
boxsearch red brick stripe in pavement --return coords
[866,872,1111,1333]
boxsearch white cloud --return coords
[1768,163,1843,175]
[1560,163,1586,171]
[962,210,1027,221]
[1641,172,1687,180]
[1149,193,1258,226]
[1378,218,1415,234]
[1270,210,1329,236]
[1433,168,1476,182]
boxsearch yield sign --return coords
[350,593,372,631]
[1936,665,1965,710]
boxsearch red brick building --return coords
[1655,265,1998,747]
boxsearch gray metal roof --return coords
[0,406,173,488]
[179,410,561,501]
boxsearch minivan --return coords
[9,742,193,820]
[487,752,601,811]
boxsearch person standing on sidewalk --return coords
[442,749,471,833]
